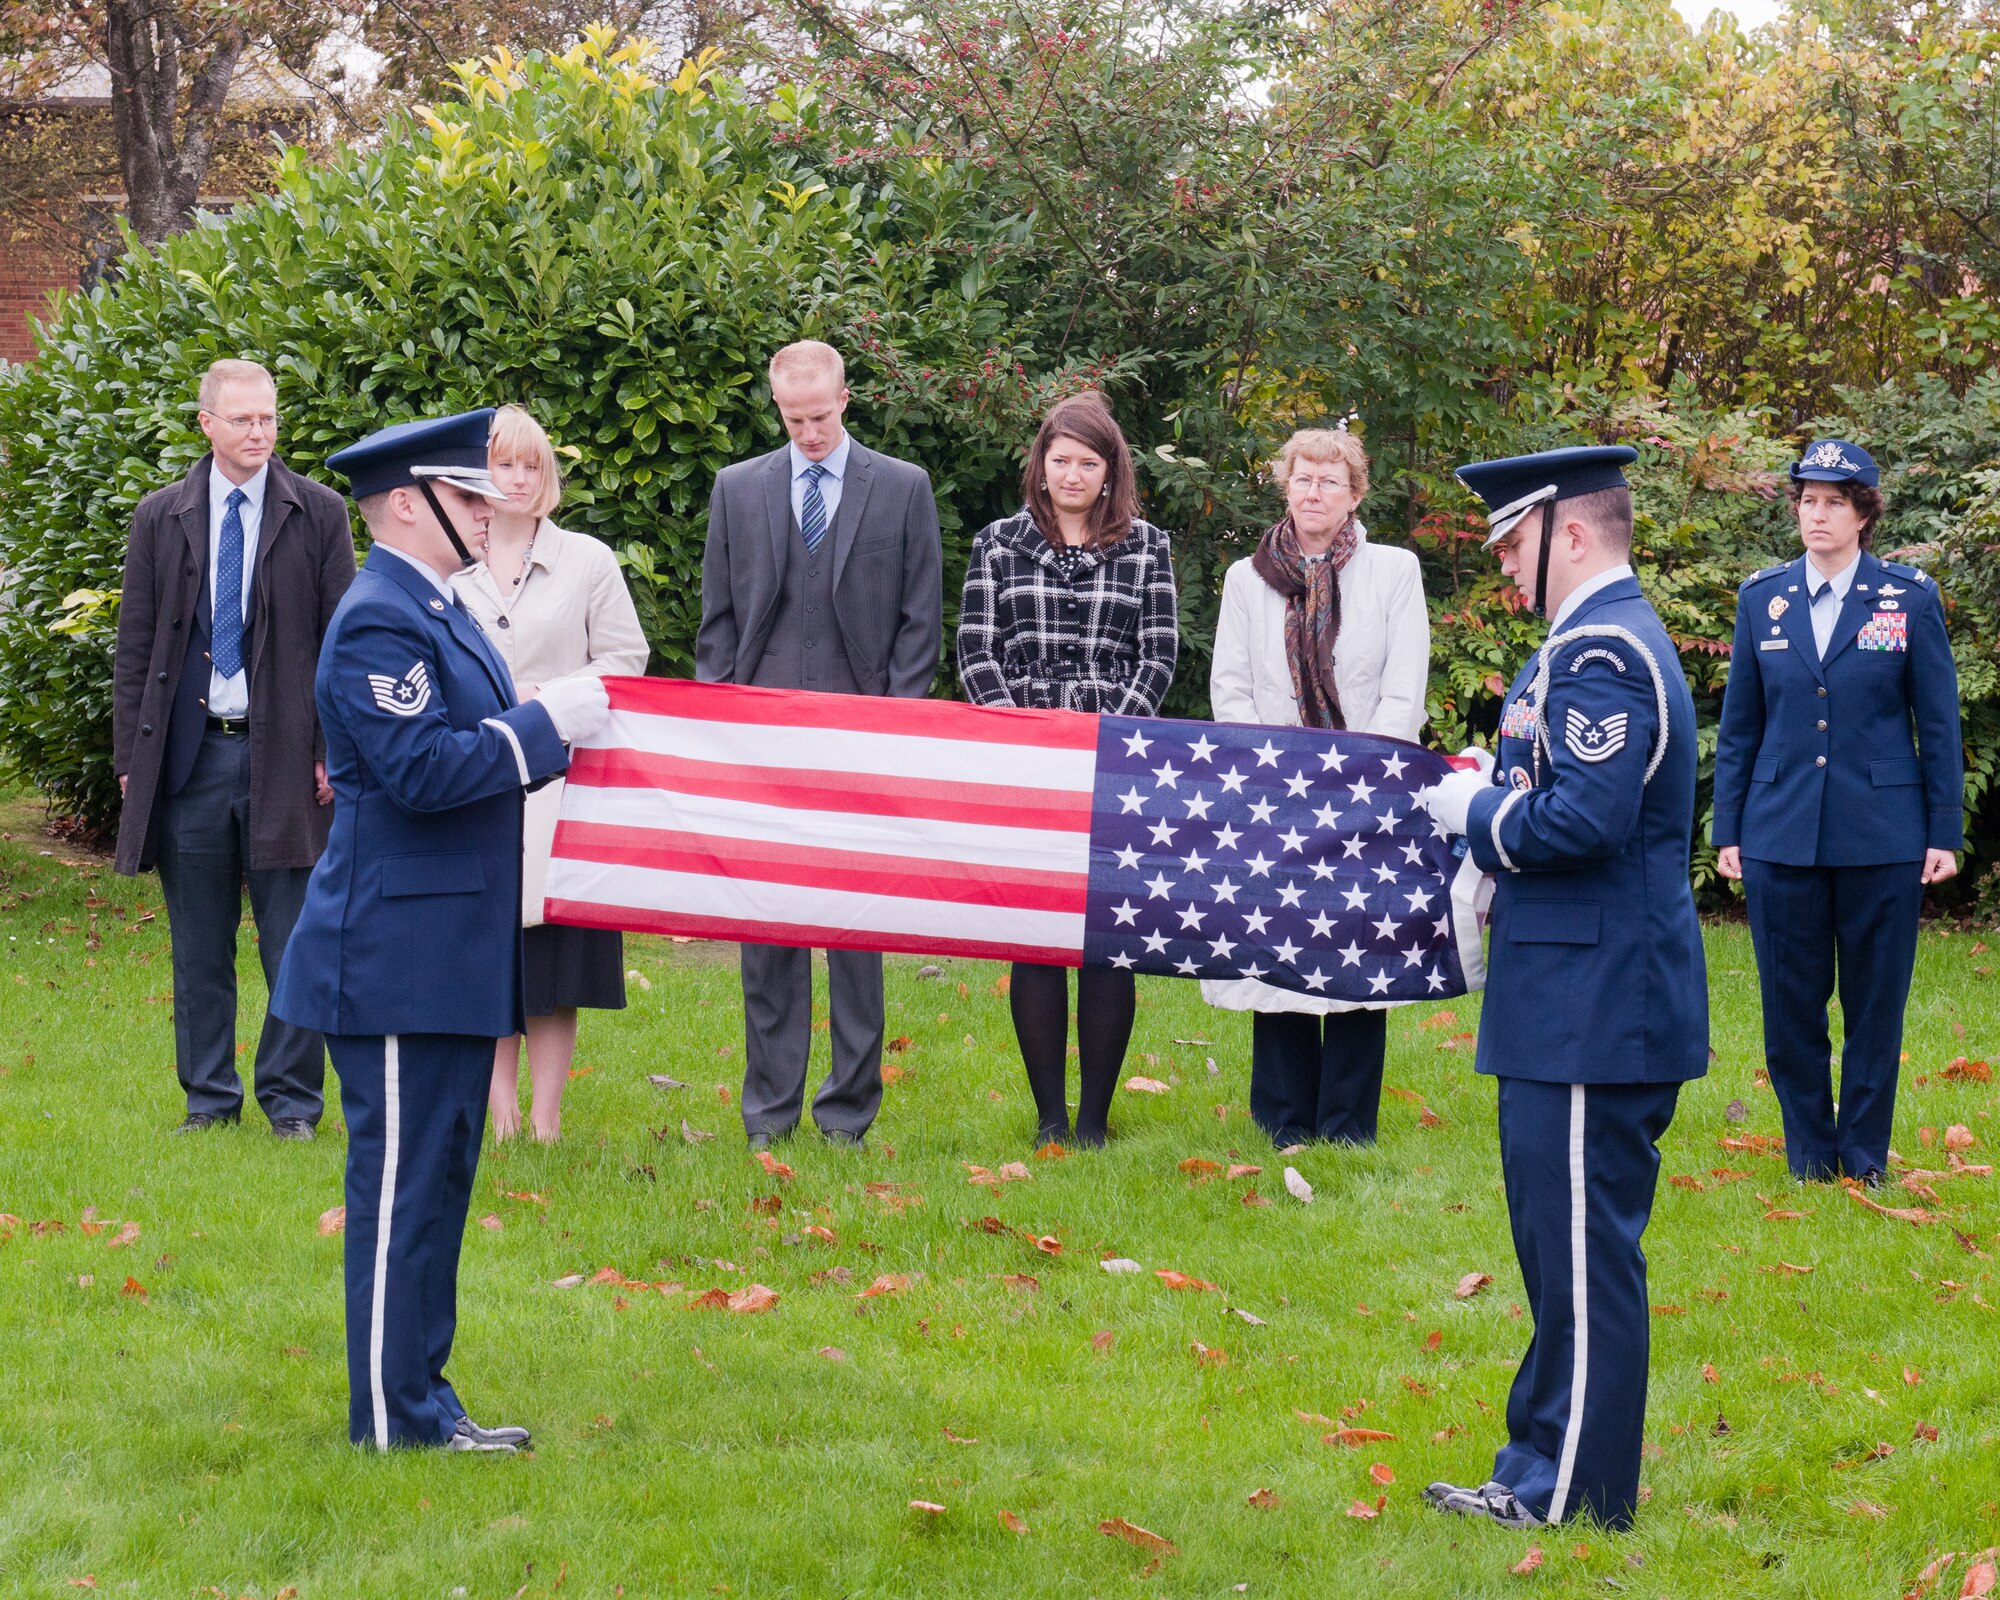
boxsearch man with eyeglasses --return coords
[113,358,357,1140]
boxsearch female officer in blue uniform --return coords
[1711,439,1962,1186]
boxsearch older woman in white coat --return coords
[1204,426,1429,1148]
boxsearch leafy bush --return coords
[0,33,1046,828]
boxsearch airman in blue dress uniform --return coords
[271,410,610,1451]
[1711,440,1962,1185]
[1415,446,1709,1532]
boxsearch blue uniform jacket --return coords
[1464,577,1709,1085]
[1711,551,1962,866]
[272,547,569,1038]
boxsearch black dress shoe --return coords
[821,1127,864,1150]
[172,1111,240,1134]
[747,1131,773,1153]
[270,1118,315,1143]
[445,1416,521,1453]
[1035,1121,1070,1149]
[455,1415,531,1448]
[1855,1168,1886,1190]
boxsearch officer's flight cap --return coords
[1455,445,1639,551]
[1788,438,1878,488]
[326,408,507,503]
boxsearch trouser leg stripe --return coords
[368,1035,402,1450]
[1549,1082,1589,1521]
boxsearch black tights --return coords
[1008,962,1136,1146]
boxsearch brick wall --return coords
[0,228,79,364]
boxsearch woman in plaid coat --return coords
[958,392,1178,1146]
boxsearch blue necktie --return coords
[213,487,247,679]
[800,464,829,555]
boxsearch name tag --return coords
[1758,638,1789,651]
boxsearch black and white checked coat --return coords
[957,509,1178,715]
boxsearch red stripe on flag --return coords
[544,899,1081,967]
[552,821,1088,913]
[603,676,1100,750]
[566,746,1093,834]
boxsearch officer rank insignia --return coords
[1767,596,1788,619]
[1499,697,1538,740]
[367,662,433,715]
[1564,706,1629,762]
[1857,612,1909,652]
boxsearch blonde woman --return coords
[1203,426,1429,1148]
[451,405,649,1142]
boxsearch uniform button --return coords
[156,671,168,683]
[141,723,154,736]
[171,619,182,631]
[1817,719,1827,731]
[496,616,510,629]
[1815,755,1827,767]
[1816,686,1827,698]
[806,639,817,650]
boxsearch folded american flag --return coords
[545,678,1487,1002]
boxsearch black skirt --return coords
[522,923,627,1015]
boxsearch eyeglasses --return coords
[204,412,279,433]
[1289,474,1350,496]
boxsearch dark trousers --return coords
[156,728,323,1123]
[1249,1008,1387,1146]
[738,943,883,1138]
[1494,1076,1681,1531]
[330,1032,489,1448]
[1741,858,1924,1180]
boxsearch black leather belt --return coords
[206,715,250,736]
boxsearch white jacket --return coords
[1202,525,1431,1014]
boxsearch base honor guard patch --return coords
[1857,612,1909,652]
[1500,697,1538,740]
[1564,706,1629,762]
[368,661,433,715]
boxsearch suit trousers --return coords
[329,1032,489,1448]
[1494,1076,1680,1531]
[157,728,323,1123]
[1249,1009,1387,1147]
[1740,857,1924,1180]
[738,943,883,1138]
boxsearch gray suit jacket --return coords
[696,440,943,697]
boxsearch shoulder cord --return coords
[1527,623,1672,788]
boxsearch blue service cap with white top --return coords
[1455,444,1639,549]
[1788,438,1877,488]
[325,408,506,502]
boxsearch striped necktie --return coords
[799,463,829,555]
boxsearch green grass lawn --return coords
[1,790,1996,1599]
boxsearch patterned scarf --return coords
[1250,512,1358,730]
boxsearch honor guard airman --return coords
[1414,446,1709,1531]
[1711,440,1962,1185]
[270,410,610,1451]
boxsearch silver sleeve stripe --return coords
[1529,624,1671,783]
[1489,785,1526,872]
[484,717,530,786]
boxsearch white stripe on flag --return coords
[600,707,1099,790]
[559,781,1090,875]
[545,857,1085,953]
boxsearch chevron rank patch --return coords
[1563,706,1628,763]
[367,662,432,716]
[1856,612,1908,652]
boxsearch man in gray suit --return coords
[697,340,944,1151]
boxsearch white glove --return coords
[535,674,610,744]
[1456,744,1496,779]
[1415,767,1491,836]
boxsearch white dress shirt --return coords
[1550,562,1634,632]
[206,462,267,716]
[1806,551,1860,658]
[788,434,851,533]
